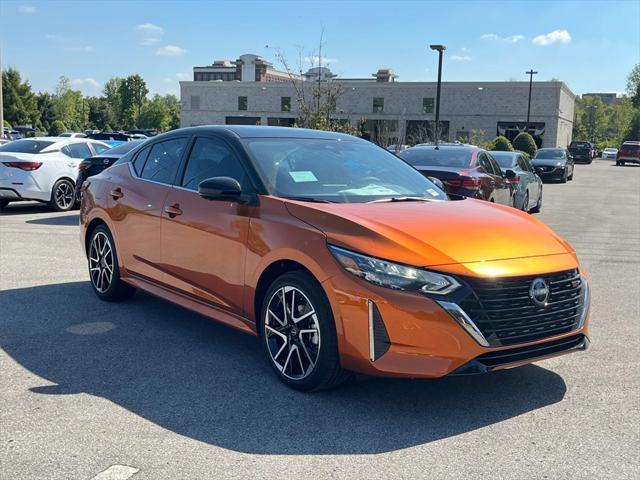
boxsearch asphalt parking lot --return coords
[1,159,638,480]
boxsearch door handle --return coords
[110,187,124,200]
[164,203,183,218]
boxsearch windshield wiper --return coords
[282,196,334,204]
[367,196,435,204]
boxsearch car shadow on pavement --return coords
[25,214,79,226]
[1,281,568,455]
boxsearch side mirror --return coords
[504,169,517,179]
[198,176,244,202]
[428,176,445,190]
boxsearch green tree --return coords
[103,77,124,129]
[3,120,12,128]
[627,64,640,108]
[36,92,57,133]
[53,76,87,131]
[489,135,514,151]
[160,94,181,130]
[138,94,171,130]
[49,119,67,136]
[87,96,115,130]
[2,68,39,127]
[118,74,148,128]
[512,132,537,157]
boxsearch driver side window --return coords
[181,137,247,191]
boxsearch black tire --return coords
[259,271,351,392]
[530,188,543,213]
[560,173,567,183]
[87,225,136,302]
[568,172,574,181]
[0,200,9,210]
[49,178,76,212]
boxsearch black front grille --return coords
[536,166,556,173]
[458,269,584,346]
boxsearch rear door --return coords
[107,137,189,283]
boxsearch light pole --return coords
[430,44,445,147]
[525,69,538,128]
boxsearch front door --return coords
[160,136,252,315]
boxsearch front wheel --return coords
[0,200,9,210]
[87,225,136,301]
[49,178,76,212]
[259,271,351,392]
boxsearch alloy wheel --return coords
[54,181,74,210]
[264,286,321,380]
[89,231,114,293]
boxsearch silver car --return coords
[490,151,543,213]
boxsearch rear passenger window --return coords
[64,143,92,159]
[132,146,151,175]
[92,143,110,155]
[139,138,188,184]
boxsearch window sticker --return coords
[289,171,318,182]
[427,188,440,197]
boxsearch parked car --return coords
[532,148,575,183]
[126,129,158,137]
[602,147,618,159]
[616,141,640,166]
[84,129,101,136]
[568,140,595,164]
[0,137,110,211]
[76,140,144,196]
[86,132,133,147]
[81,126,590,391]
[490,151,543,213]
[397,145,514,206]
[58,132,87,138]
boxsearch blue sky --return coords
[1,0,638,97]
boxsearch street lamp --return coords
[525,69,538,128]
[430,44,445,147]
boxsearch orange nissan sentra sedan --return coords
[80,126,590,391]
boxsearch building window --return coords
[190,95,200,110]
[281,96,291,112]
[373,97,384,113]
[422,97,434,114]
[238,96,248,111]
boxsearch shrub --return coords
[48,120,67,136]
[3,120,11,129]
[512,132,538,157]
[490,136,514,151]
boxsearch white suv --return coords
[0,137,110,211]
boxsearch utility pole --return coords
[0,47,4,137]
[430,44,446,147]
[526,69,538,127]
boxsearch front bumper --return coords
[535,167,566,181]
[324,256,590,378]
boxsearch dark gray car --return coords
[490,151,543,213]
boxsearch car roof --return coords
[537,147,563,151]
[404,144,483,152]
[160,125,366,142]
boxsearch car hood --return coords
[532,158,565,167]
[285,198,572,268]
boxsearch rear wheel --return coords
[49,178,76,212]
[259,271,351,392]
[87,225,136,302]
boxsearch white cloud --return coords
[481,33,524,43]
[70,78,100,88]
[532,29,571,46]
[141,37,161,45]
[175,72,191,81]
[304,55,337,65]
[156,45,187,56]
[451,55,472,62]
[18,5,37,13]
[67,46,96,53]
[136,23,163,35]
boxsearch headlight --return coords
[556,162,564,167]
[328,245,460,295]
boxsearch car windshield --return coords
[488,152,517,168]
[535,149,564,159]
[398,148,472,168]
[103,140,142,155]
[0,139,56,153]
[243,138,448,203]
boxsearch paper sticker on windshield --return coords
[427,188,440,197]
[289,171,318,183]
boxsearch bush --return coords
[3,120,11,129]
[48,120,67,136]
[512,132,537,157]
[489,136,514,151]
